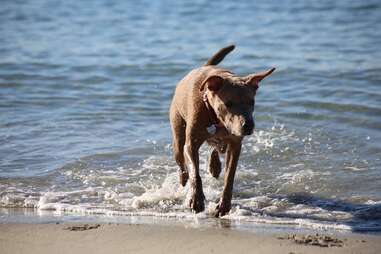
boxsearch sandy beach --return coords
[0,223,380,254]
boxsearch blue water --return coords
[1,0,381,232]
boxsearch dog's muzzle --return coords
[241,116,255,136]
[242,120,254,135]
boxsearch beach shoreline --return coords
[1,222,380,254]
[3,207,379,234]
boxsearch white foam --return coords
[2,182,379,232]
[131,173,186,209]
[1,193,26,207]
[344,166,368,172]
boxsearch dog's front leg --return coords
[184,134,205,213]
[215,138,242,217]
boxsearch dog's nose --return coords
[243,120,254,135]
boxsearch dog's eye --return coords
[225,101,233,108]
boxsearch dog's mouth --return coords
[238,129,254,137]
[227,127,254,137]
[243,128,254,136]
[224,121,255,137]
[242,122,254,136]
[217,114,255,137]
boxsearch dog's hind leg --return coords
[170,109,188,187]
[206,140,226,179]
[207,148,222,179]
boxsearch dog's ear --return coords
[246,67,275,87]
[200,75,224,92]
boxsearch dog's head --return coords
[201,68,275,137]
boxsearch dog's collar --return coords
[202,92,224,134]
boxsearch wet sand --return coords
[0,223,380,254]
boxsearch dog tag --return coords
[206,124,217,134]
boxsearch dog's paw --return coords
[214,199,231,217]
[208,150,221,179]
[179,170,189,187]
[188,188,205,213]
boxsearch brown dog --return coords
[169,45,275,217]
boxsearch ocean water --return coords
[1,0,381,232]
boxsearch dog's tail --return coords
[204,44,235,66]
